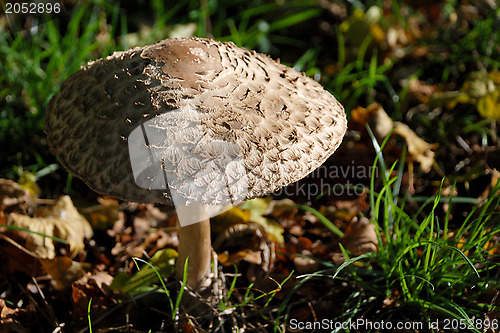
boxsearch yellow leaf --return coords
[17,171,39,198]
[212,198,285,244]
[8,196,93,259]
[433,71,500,120]
[488,71,500,84]
[477,89,500,120]
[462,72,495,98]
[340,6,382,46]
[241,198,284,244]
[369,24,385,43]
[211,206,251,235]
[456,71,500,120]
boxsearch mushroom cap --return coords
[45,37,347,206]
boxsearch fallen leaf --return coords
[17,170,40,198]
[351,105,378,127]
[477,90,500,120]
[407,77,439,104]
[297,236,313,250]
[240,198,285,244]
[382,295,399,309]
[434,71,500,120]
[459,71,500,120]
[80,197,120,230]
[0,179,32,214]
[340,6,382,46]
[293,255,319,274]
[72,271,114,319]
[214,223,275,282]
[0,299,17,318]
[7,196,93,259]
[341,216,378,256]
[0,240,42,276]
[40,256,90,290]
[0,299,32,332]
[373,105,437,173]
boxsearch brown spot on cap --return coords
[141,39,223,89]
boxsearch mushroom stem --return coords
[175,205,212,289]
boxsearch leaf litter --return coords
[1,0,500,331]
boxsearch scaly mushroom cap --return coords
[45,37,347,205]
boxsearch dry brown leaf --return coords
[374,105,437,173]
[382,295,399,309]
[341,216,378,256]
[266,199,297,219]
[214,223,275,281]
[0,299,17,318]
[407,77,439,103]
[72,271,114,318]
[130,204,169,239]
[0,241,42,276]
[293,255,319,274]
[218,249,262,266]
[351,105,378,127]
[7,196,93,259]
[80,197,120,230]
[478,169,500,201]
[0,299,31,332]
[40,256,90,290]
[0,179,32,214]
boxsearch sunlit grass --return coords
[277,130,500,332]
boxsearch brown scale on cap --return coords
[45,37,347,205]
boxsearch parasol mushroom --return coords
[45,37,347,289]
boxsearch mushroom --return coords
[45,37,347,289]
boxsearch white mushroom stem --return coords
[175,204,212,289]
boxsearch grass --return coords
[277,133,500,332]
[109,162,498,331]
[87,298,93,333]
[0,0,118,179]
[1,0,499,331]
[79,135,499,331]
[1,0,498,179]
